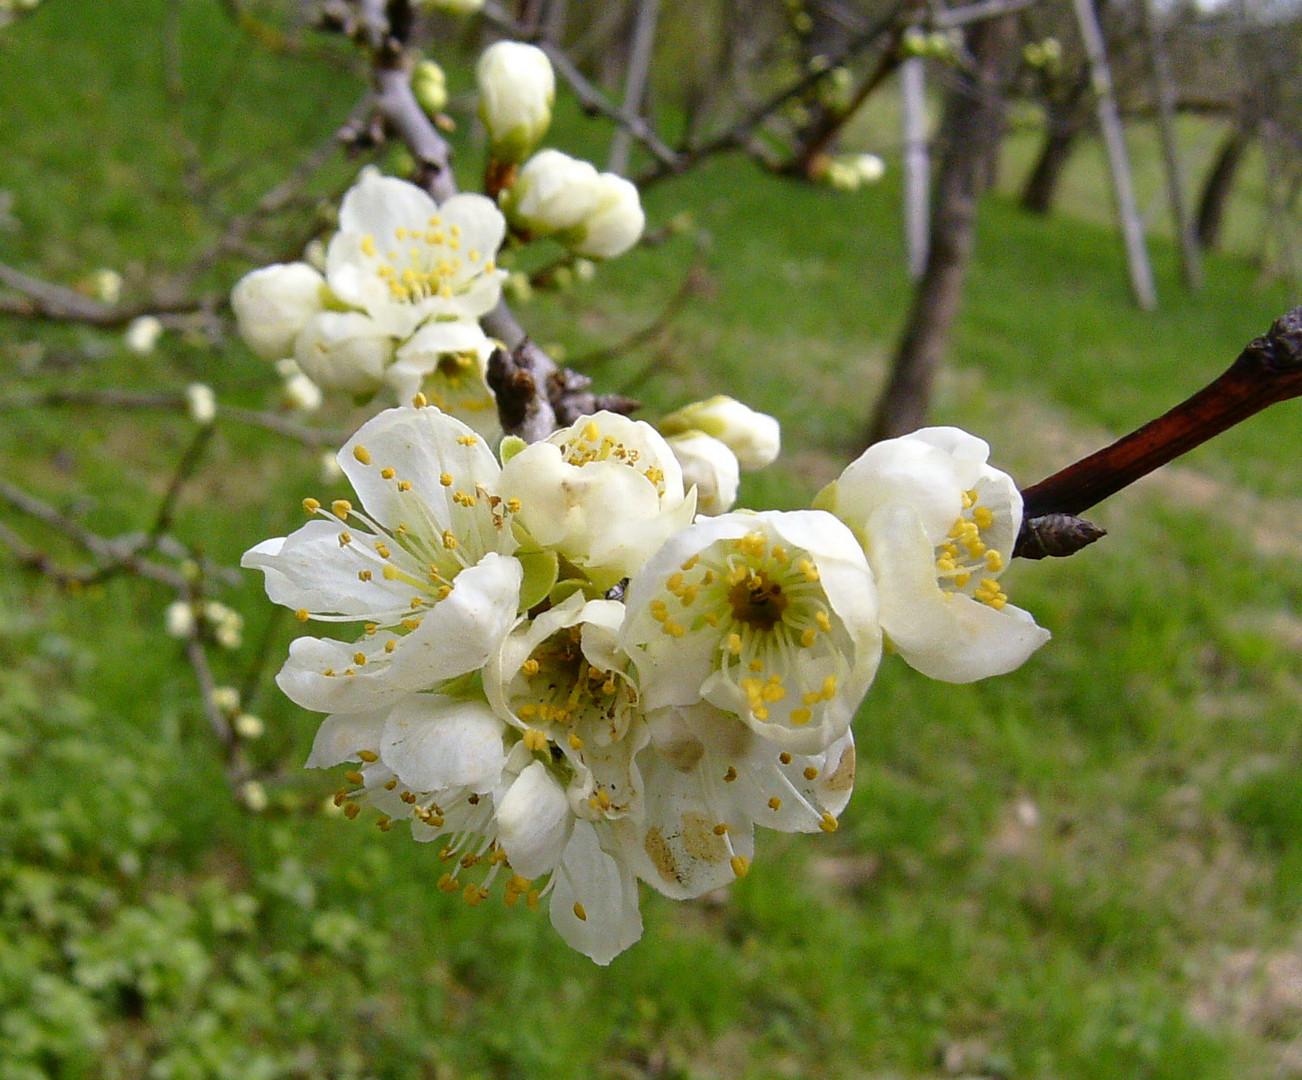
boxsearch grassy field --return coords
[4,3,1302,1078]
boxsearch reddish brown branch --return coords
[1014,306,1302,558]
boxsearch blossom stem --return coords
[1015,306,1302,558]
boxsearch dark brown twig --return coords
[1014,306,1302,558]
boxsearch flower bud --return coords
[411,59,448,117]
[185,382,217,425]
[477,41,555,164]
[164,600,196,639]
[569,173,644,260]
[666,431,740,516]
[658,396,780,470]
[282,371,323,413]
[501,149,604,236]
[293,311,393,395]
[124,315,164,355]
[902,25,928,57]
[231,262,326,361]
[234,713,265,740]
[211,686,240,714]
[91,268,122,304]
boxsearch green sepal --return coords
[547,578,590,607]
[517,549,559,612]
[499,435,527,465]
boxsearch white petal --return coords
[383,553,523,686]
[622,747,754,901]
[293,311,393,393]
[339,406,505,539]
[495,760,573,879]
[241,522,411,621]
[824,435,962,545]
[305,709,388,768]
[380,694,506,794]
[276,635,409,714]
[548,820,642,966]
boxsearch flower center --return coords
[728,570,788,631]
[933,488,1008,608]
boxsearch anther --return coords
[353,446,372,465]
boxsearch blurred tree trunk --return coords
[1196,124,1251,250]
[1019,110,1085,214]
[864,15,1019,447]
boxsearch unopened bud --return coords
[186,382,216,425]
[231,262,326,362]
[477,41,554,164]
[124,315,164,355]
[666,432,740,516]
[233,713,265,740]
[411,59,448,117]
[658,395,780,470]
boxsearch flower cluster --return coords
[245,397,1047,962]
[232,172,508,437]
[477,43,645,260]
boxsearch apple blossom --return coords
[497,411,696,590]
[621,510,881,755]
[815,426,1050,682]
[242,405,523,716]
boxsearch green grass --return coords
[4,4,1302,1078]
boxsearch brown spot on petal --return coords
[644,827,681,885]
[681,812,728,864]
[824,743,856,793]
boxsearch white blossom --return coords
[502,150,606,237]
[243,405,523,716]
[622,510,881,755]
[90,268,122,304]
[293,311,393,395]
[476,41,555,164]
[497,411,696,590]
[325,172,507,338]
[384,319,501,441]
[658,395,780,471]
[665,431,739,516]
[231,262,326,361]
[164,600,195,639]
[282,370,324,414]
[616,702,857,898]
[815,426,1050,682]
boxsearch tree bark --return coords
[1020,122,1081,214]
[864,15,1019,446]
[1195,125,1250,250]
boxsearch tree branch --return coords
[1014,306,1302,558]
